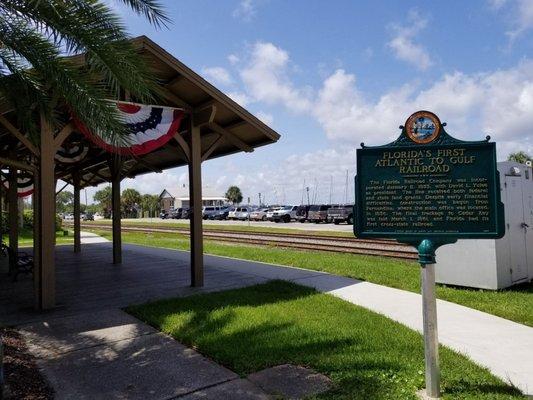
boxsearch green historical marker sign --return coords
[353,110,505,399]
[354,110,505,242]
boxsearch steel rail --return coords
[72,222,417,260]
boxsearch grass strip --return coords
[128,280,523,399]
[91,229,533,327]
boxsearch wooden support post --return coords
[39,114,56,309]
[188,122,204,287]
[32,168,41,310]
[111,160,122,264]
[7,166,18,274]
[0,184,3,248]
[73,173,81,253]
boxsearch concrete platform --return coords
[19,309,241,400]
[4,241,533,395]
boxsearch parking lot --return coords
[128,217,355,233]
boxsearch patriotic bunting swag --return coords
[55,143,89,164]
[73,102,185,155]
[1,170,34,198]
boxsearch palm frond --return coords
[115,0,170,28]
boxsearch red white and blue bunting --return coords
[55,143,89,164]
[73,101,185,156]
[1,170,34,198]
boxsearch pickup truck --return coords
[327,204,354,225]
[307,204,331,223]
[270,205,299,223]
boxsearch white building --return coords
[159,185,227,211]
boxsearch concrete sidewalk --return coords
[19,309,270,400]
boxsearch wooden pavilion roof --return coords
[0,36,280,188]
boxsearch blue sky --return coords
[91,0,533,205]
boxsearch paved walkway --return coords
[19,309,270,400]
[12,242,533,396]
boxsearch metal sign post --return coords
[354,111,505,399]
[418,239,440,398]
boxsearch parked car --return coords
[181,207,192,219]
[235,207,252,220]
[202,206,219,219]
[170,208,183,219]
[63,213,74,221]
[271,205,299,223]
[83,213,94,221]
[296,205,310,222]
[159,211,169,219]
[327,204,354,225]
[307,204,331,223]
[265,207,282,221]
[249,208,269,221]
[208,206,231,220]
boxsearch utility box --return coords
[435,161,533,289]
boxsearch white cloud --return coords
[388,10,433,71]
[236,41,533,158]
[201,66,233,86]
[232,0,256,22]
[240,42,313,112]
[226,91,251,106]
[507,0,533,39]
[315,63,533,149]
[255,111,274,125]
[228,54,240,65]
[488,0,508,9]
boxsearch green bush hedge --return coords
[21,210,62,231]
[1,211,7,234]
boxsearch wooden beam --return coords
[156,87,193,111]
[0,116,40,156]
[173,132,190,161]
[166,75,185,88]
[73,172,81,253]
[188,120,204,287]
[32,167,41,310]
[8,166,18,276]
[130,155,163,175]
[39,112,56,309]
[54,122,74,149]
[110,158,122,264]
[207,122,253,153]
[0,157,35,172]
[193,104,217,127]
[201,134,223,162]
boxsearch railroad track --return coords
[72,222,418,260]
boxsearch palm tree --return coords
[0,0,169,143]
[508,151,532,165]
[225,186,243,204]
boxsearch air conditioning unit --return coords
[435,161,533,289]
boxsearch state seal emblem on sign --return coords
[405,110,441,144]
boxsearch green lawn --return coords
[90,229,533,327]
[2,228,73,247]
[81,218,354,237]
[128,281,523,399]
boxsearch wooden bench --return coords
[1,243,33,282]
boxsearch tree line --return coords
[57,187,160,218]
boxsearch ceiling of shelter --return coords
[0,36,280,189]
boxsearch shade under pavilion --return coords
[0,36,280,310]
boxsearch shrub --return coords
[1,211,7,234]
[23,210,33,229]
[22,210,62,231]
